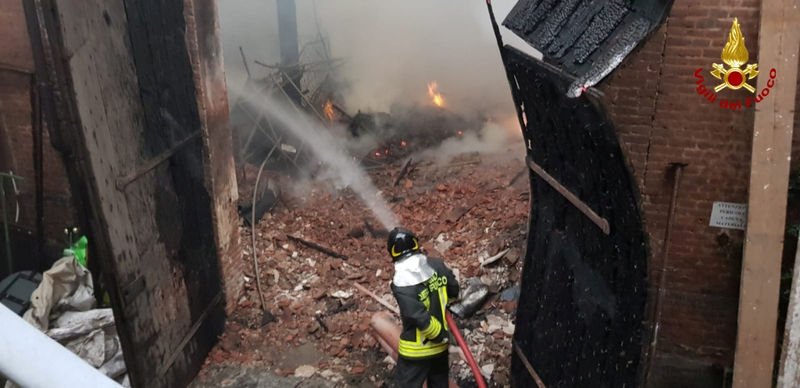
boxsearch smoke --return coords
[414,117,524,164]
[218,0,540,117]
[230,84,399,230]
[220,1,537,214]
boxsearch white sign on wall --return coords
[709,202,748,230]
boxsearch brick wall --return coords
[602,0,800,374]
[0,0,76,263]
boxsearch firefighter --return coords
[387,227,460,388]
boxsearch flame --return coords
[427,82,445,108]
[721,18,749,68]
[323,101,335,121]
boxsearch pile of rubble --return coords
[199,152,529,387]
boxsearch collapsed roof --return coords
[502,0,674,97]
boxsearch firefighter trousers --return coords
[393,352,449,388]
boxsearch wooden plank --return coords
[513,341,547,388]
[778,235,800,387]
[37,0,233,386]
[526,157,611,235]
[183,0,242,316]
[43,2,155,386]
[732,0,800,386]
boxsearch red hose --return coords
[445,310,487,388]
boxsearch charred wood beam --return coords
[287,234,348,259]
[330,102,352,121]
[393,158,414,187]
[508,168,526,186]
[525,156,610,235]
[363,219,388,238]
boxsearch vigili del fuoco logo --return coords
[694,18,777,110]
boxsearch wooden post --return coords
[733,0,800,386]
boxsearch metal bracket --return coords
[115,131,201,191]
[526,157,611,235]
[157,291,223,377]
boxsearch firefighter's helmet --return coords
[387,227,420,260]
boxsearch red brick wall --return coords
[0,0,76,251]
[602,0,800,370]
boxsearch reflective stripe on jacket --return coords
[391,257,460,360]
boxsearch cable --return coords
[251,141,281,311]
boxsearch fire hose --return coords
[445,310,487,388]
[358,283,487,387]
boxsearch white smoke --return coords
[230,84,399,229]
[414,117,524,164]
[218,0,539,117]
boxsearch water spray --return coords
[231,85,399,230]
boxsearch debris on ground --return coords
[6,256,129,388]
[195,153,528,387]
[450,278,491,319]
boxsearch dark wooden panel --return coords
[33,0,226,386]
[503,48,649,388]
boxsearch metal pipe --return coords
[1,179,10,275]
[239,46,251,79]
[278,69,326,122]
[31,75,44,271]
[251,140,281,312]
[0,172,23,275]
[644,162,686,382]
[0,304,122,387]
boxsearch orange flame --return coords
[427,82,445,108]
[323,101,335,121]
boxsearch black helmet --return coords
[387,227,420,260]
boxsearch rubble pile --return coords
[200,153,529,387]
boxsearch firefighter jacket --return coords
[391,253,460,360]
